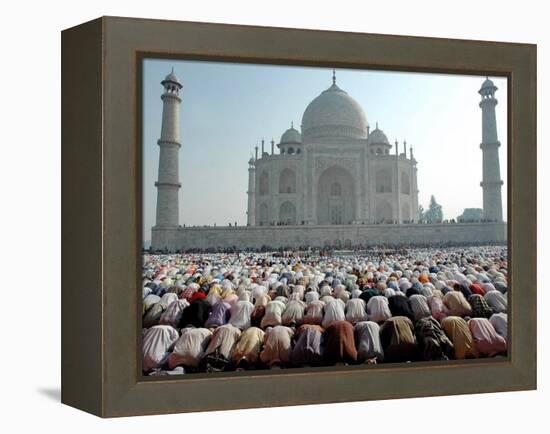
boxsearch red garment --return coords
[469,284,486,296]
[190,292,207,302]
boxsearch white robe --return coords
[345,298,367,324]
[142,325,179,371]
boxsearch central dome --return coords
[301,81,368,141]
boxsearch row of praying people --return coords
[142,245,508,375]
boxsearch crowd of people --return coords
[142,246,508,376]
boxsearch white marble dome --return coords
[301,82,368,141]
[367,127,390,146]
[280,125,302,144]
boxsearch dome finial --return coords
[291,121,294,129]
[332,69,336,85]
[376,121,379,129]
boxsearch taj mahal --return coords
[248,71,418,227]
[151,69,506,251]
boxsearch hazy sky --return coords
[142,59,507,240]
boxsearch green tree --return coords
[424,195,443,223]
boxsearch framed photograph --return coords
[62,16,536,417]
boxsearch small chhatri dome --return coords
[162,68,182,87]
[479,77,497,95]
[301,71,368,141]
[279,122,302,145]
[367,122,390,146]
[481,77,496,88]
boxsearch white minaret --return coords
[479,77,503,222]
[154,69,182,230]
[246,157,256,226]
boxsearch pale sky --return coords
[142,59,507,241]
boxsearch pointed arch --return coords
[279,201,296,225]
[279,168,296,194]
[259,203,269,225]
[375,200,393,223]
[401,172,410,195]
[259,171,269,196]
[401,202,411,222]
[376,168,393,193]
[316,165,355,225]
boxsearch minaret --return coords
[479,77,503,222]
[154,69,183,229]
[247,158,256,226]
[394,139,401,224]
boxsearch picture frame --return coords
[61,16,536,417]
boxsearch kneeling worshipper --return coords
[204,300,232,328]
[322,299,346,328]
[259,325,295,368]
[468,294,494,319]
[205,284,222,306]
[453,283,473,299]
[228,296,255,330]
[143,294,161,314]
[201,324,242,372]
[232,326,265,369]
[388,295,415,322]
[178,297,211,328]
[355,321,384,363]
[142,325,179,372]
[304,290,320,304]
[469,283,486,296]
[143,300,167,328]
[484,290,507,314]
[345,298,368,324]
[409,294,431,321]
[366,296,392,323]
[380,316,419,363]
[414,316,454,361]
[468,318,507,357]
[359,288,378,305]
[323,320,358,365]
[250,293,270,327]
[303,299,325,325]
[427,295,449,321]
[440,316,479,359]
[290,324,324,367]
[261,299,287,329]
[443,291,472,317]
[489,312,507,340]
[159,299,190,328]
[168,327,212,370]
[282,299,306,326]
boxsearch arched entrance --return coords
[279,168,296,194]
[316,166,355,225]
[375,200,393,223]
[401,203,411,222]
[259,172,269,196]
[279,201,296,225]
[259,203,269,225]
[401,172,410,195]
